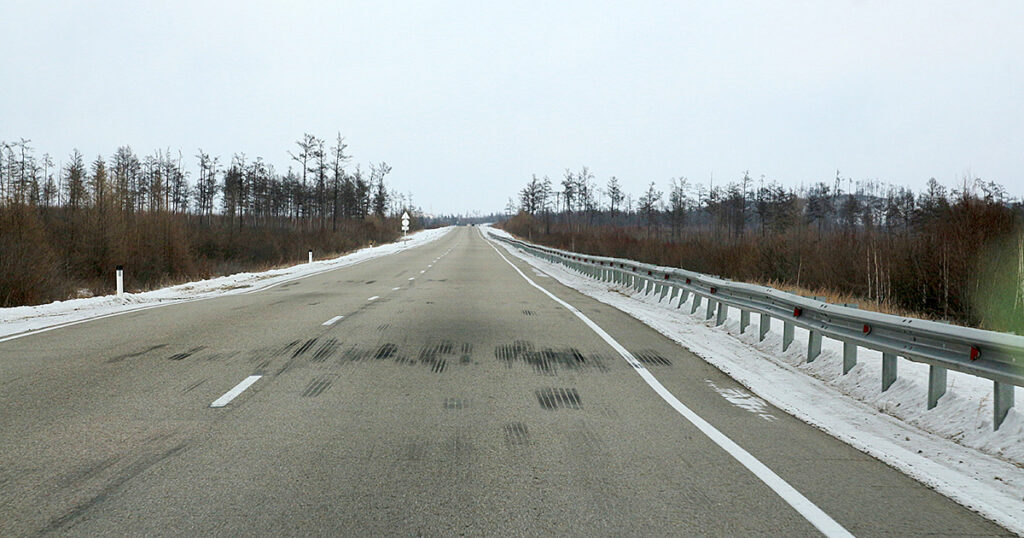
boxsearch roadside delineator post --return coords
[116,265,124,297]
[309,249,313,264]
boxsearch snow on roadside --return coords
[484,225,1024,534]
[1,227,453,342]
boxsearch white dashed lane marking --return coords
[322,315,344,326]
[210,376,261,408]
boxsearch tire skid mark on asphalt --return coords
[484,234,854,538]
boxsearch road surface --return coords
[0,226,1009,536]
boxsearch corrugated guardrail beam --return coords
[490,232,1022,430]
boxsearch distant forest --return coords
[501,169,1024,333]
[0,135,418,307]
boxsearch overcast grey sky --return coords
[2,1,1022,214]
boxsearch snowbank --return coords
[484,225,1024,534]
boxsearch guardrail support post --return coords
[669,286,678,303]
[807,330,822,362]
[706,298,716,320]
[678,289,689,308]
[715,303,727,326]
[783,322,794,351]
[994,382,1014,430]
[660,283,670,301]
[927,365,947,409]
[740,310,750,334]
[882,353,897,391]
[759,313,770,341]
[691,294,702,314]
[842,342,857,374]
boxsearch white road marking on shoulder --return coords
[367,296,379,301]
[392,287,401,291]
[210,375,262,408]
[420,270,426,274]
[706,379,778,422]
[409,277,415,281]
[322,315,344,326]
[484,237,853,538]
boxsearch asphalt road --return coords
[0,226,1010,536]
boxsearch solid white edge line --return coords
[483,234,854,538]
[322,315,344,326]
[210,375,262,408]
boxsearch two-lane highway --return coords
[0,226,1009,535]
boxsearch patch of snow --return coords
[0,227,453,342]
[484,225,1024,534]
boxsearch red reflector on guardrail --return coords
[647,270,652,276]
[863,324,871,335]
[710,287,717,294]
[970,346,981,361]
[793,307,803,317]
[664,274,670,279]
[685,278,691,284]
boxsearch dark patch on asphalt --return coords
[443,397,466,410]
[311,339,339,362]
[375,343,398,360]
[494,341,608,374]
[301,376,332,397]
[522,310,536,316]
[535,388,582,410]
[503,422,530,447]
[168,346,206,361]
[634,349,672,366]
[307,302,320,306]
[364,280,376,284]
[377,323,390,331]
[394,270,406,277]
[106,344,169,363]
[292,338,318,358]
[460,343,473,363]
[400,441,428,461]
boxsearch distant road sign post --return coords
[401,211,410,243]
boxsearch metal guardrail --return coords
[490,232,1022,430]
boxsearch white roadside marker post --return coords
[401,211,410,245]
[308,249,313,264]
[116,265,124,297]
